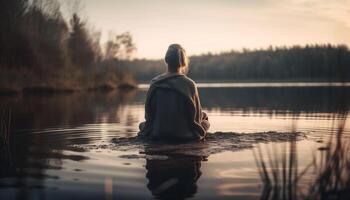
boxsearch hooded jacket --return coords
[138,73,208,140]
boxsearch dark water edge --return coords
[199,86,350,114]
[0,83,137,96]
[0,86,349,132]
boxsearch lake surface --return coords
[1,83,350,199]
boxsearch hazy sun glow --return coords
[61,0,350,58]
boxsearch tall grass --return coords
[0,109,13,178]
[253,133,306,200]
[305,114,350,199]
[254,113,350,200]
[0,109,11,147]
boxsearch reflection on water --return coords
[146,155,204,199]
[0,84,350,199]
[199,87,350,115]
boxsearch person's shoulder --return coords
[150,73,166,84]
[181,75,197,88]
[177,75,198,95]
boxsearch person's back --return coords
[138,44,210,141]
[151,87,193,139]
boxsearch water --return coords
[1,83,350,199]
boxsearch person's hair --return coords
[164,44,189,72]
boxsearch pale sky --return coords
[61,0,350,59]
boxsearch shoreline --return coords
[0,82,138,96]
[137,81,350,90]
[2,81,350,95]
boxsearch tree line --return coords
[1,0,349,91]
[0,0,136,93]
[121,44,350,82]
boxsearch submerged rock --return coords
[72,131,306,158]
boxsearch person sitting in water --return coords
[138,44,210,141]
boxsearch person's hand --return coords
[202,112,208,120]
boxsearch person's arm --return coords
[138,86,156,136]
[201,112,210,131]
[202,112,208,120]
[193,85,210,134]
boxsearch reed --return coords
[0,109,11,147]
[253,133,306,200]
[254,112,350,200]
[305,113,350,199]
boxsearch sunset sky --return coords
[61,0,350,59]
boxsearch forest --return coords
[0,0,136,94]
[121,44,350,83]
[1,1,349,95]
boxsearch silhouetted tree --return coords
[0,0,137,91]
[68,13,95,68]
[104,32,136,60]
[0,0,28,67]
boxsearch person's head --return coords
[165,44,189,74]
